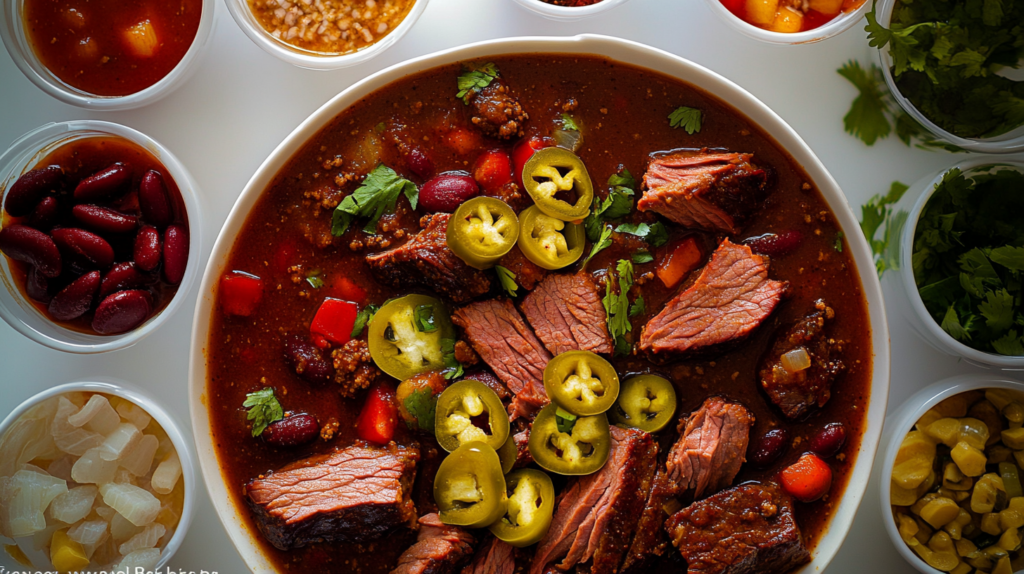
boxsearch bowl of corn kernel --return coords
[883,375,1024,574]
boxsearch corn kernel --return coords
[982,512,1004,535]
[50,530,89,572]
[959,418,990,450]
[921,498,963,528]
[892,480,921,506]
[993,555,1013,574]
[951,441,987,477]
[998,527,1020,551]
[1003,428,1024,450]
[988,390,1014,411]
[1004,403,1024,424]
[955,537,977,557]
[898,512,920,543]
[928,419,963,447]
[1000,508,1024,530]
[950,562,972,574]
[973,474,1006,514]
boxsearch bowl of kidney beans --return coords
[0,120,202,353]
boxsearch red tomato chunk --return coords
[780,453,833,502]
[310,298,359,346]
[473,149,513,192]
[357,383,398,445]
[220,272,264,317]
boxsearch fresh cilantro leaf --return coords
[243,388,284,437]
[415,304,437,332]
[629,294,646,317]
[603,259,635,357]
[607,168,636,191]
[990,246,1024,271]
[351,304,379,338]
[306,275,324,289]
[583,168,637,240]
[442,338,464,380]
[561,113,580,131]
[940,306,972,341]
[584,225,614,267]
[992,330,1024,356]
[456,62,499,103]
[374,122,386,133]
[332,164,419,236]
[668,106,702,134]
[860,181,909,276]
[495,265,519,298]
[404,388,437,431]
[632,250,654,264]
[555,408,577,434]
[834,231,845,252]
[838,60,892,146]
[616,221,668,248]
[980,289,1014,331]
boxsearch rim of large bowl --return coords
[0,120,204,354]
[700,0,872,45]
[188,33,891,573]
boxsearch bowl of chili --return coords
[701,0,869,44]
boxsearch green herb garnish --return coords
[495,265,519,298]
[616,221,669,248]
[584,225,614,267]
[561,113,580,131]
[603,259,635,356]
[585,168,636,241]
[351,304,379,338]
[441,338,464,380]
[456,62,499,104]
[669,106,702,134]
[306,275,324,289]
[332,164,419,236]
[632,250,654,264]
[415,304,437,332]
[243,388,284,437]
[834,231,845,253]
[629,294,646,318]
[404,388,437,431]
[555,408,577,433]
[860,181,909,276]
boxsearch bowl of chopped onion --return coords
[0,379,195,572]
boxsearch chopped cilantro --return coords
[668,106,702,134]
[332,164,419,236]
[414,304,437,332]
[374,122,386,133]
[561,113,580,131]
[616,221,669,248]
[584,168,636,241]
[632,250,654,264]
[584,225,614,268]
[456,62,499,104]
[603,259,635,356]
[860,181,909,276]
[629,294,646,318]
[351,304,379,338]
[555,408,577,433]
[442,338,464,380]
[243,388,284,437]
[306,274,324,289]
[404,388,437,432]
[834,231,845,253]
[495,265,519,298]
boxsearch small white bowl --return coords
[0,120,204,354]
[880,159,1024,371]
[511,0,632,21]
[0,379,197,572]
[880,374,1024,573]
[224,0,430,70]
[0,0,215,110]
[700,0,870,45]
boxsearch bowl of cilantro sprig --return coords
[878,160,1024,368]
[869,0,1024,153]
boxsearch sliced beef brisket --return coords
[498,245,548,291]
[640,239,787,354]
[639,151,769,234]
[665,482,809,574]
[366,213,491,303]
[391,513,475,574]
[530,426,657,574]
[521,273,613,355]
[462,536,519,574]
[759,300,845,419]
[665,397,754,500]
[245,443,419,551]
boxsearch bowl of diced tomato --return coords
[704,0,870,44]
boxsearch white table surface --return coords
[2,0,1024,572]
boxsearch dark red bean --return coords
[139,170,173,228]
[116,191,140,215]
[133,225,161,272]
[405,148,434,180]
[284,334,335,385]
[162,225,188,285]
[74,163,132,202]
[72,205,138,234]
[28,196,62,231]
[49,271,100,321]
[744,231,804,258]
[91,290,152,334]
[0,224,62,278]
[262,414,320,447]
[25,266,51,303]
[52,228,114,270]
[418,172,479,212]
[810,422,847,458]
[100,262,152,299]
[749,428,789,468]
[4,165,63,217]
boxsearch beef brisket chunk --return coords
[366,214,491,303]
[521,273,613,355]
[512,429,533,469]
[665,397,755,500]
[759,300,845,420]
[619,467,672,574]
[452,299,551,418]
[392,513,475,574]
[245,443,419,551]
[499,247,548,291]
[640,239,787,354]
[467,81,528,140]
[639,151,769,234]
[462,536,519,574]
[530,426,658,574]
[665,482,809,574]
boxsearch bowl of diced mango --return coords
[883,374,1024,574]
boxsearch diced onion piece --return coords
[0,398,59,478]
[49,485,98,524]
[71,448,118,485]
[98,423,141,462]
[68,395,119,435]
[5,469,68,537]
[110,511,140,542]
[124,20,158,57]
[51,398,104,456]
[151,453,182,495]
[121,434,160,477]
[99,483,160,527]
[118,523,165,555]
[116,401,152,431]
[116,547,161,572]
[67,520,109,547]
[781,348,812,374]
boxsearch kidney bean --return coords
[4,165,63,217]
[139,170,173,228]
[744,231,804,258]
[262,414,320,447]
[405,148,434,180]
[133,225,161,271]
[72,205,138,234]
[49,270,100,321]
[100,262,152,299]
[25,266,51,303]
[0,224,62,278]
[52,228,114,270]
[418,172,479,212]
[74,163,132,202]
[91,289,152,334]
[284,334,335,385]
[749,428,788,468]
[810,422,847,458]
[28,196,62,231]
[162,225,188,285]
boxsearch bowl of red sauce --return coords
[0,120,202,353]
[0,0,215,109]
[704,0,869,44]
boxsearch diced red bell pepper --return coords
[657,237,703,289]
[512,137,548,189]
[220,272,264,317]
[444,127,482,156]
[780,453,833,503]
[473,149,513,192]
[310,298,359,346]
[328,275,366,304]
[357,383,398,445]
[272,240,298,276]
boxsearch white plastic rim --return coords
[0,120,204,354]
[0,379,197,571]
[874,0,1024,153]
[188,34,891,573]
[0,0,216,110]
[511,0,632,21]
[880,374,1024,573]
[700,0,871,45]
[889,158,1024,370]
[223,0,430,70]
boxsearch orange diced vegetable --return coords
[657,237,702,289]
[124,19,158,57]
[780,453,833,502]
[770,7,804,32]
[745,0,780,26]
[808,0,843,16]
[444,127,482,156]
[75,37,98,61]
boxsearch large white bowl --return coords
[188,34,891,573]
